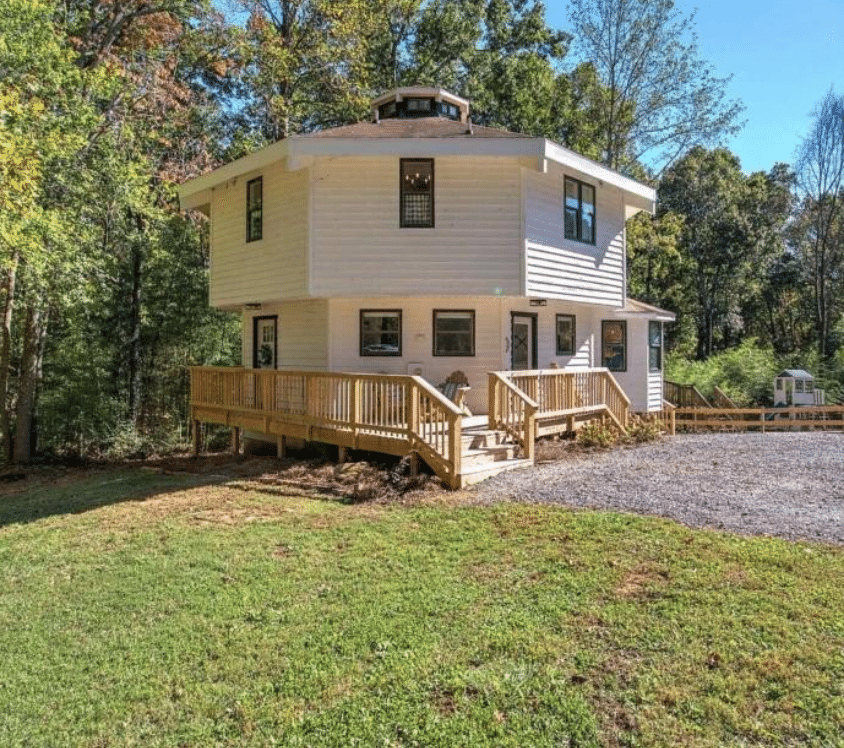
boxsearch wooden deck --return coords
[189,367,639,488]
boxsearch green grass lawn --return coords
[1,465,842,747]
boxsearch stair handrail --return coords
[664,379,712,409]
[488,372,538,461]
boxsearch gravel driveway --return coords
[472,432,844,544]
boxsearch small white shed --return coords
[774,369,821,406]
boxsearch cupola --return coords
[371,87,470,124]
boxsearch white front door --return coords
[511,314,536,370]
[254,316,277,369]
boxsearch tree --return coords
[567,0,745,176]
[794,88,844,358]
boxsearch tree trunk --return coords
[13,304,48,464]
[127,234,143,425]
[0,250,20,462]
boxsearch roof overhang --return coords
[611,298,675,322]
[178,135,657,217]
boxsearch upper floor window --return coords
[556,314,576,355]
[400,159,434,228]
[649,321,663,372]
[602,320,626,371]
[564,176,595,244]
[433,310,475,356]
[360,310,402,356]
[246,176,263,242]
[406,98,432,114]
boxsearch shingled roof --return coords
[299,117,533,140]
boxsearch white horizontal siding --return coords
[211,162,308,307]
[310,156,522,297]
[328,296,504,414]
[243,300,328,370]
[524,165,626,306]
[647,371,664,411]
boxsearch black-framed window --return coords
[246,176,263,242]
[406,98,433,114]
[360,310,402,356]
[556,314,576,356]
[564,176,596,244]
[602,320,626,371]
[400,158,434,228]
[433,310,475,356]
[649,321,663,372]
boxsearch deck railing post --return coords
[406,379,419,439]
[488,374,499,430]
[524,406,536,462]
[449,413,463,488]
[351,376,361,435]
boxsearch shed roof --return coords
[778,369,814,379]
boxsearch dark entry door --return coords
[253,316,278,369]
[511,313,537,370]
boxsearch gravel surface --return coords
[472,432,844,544]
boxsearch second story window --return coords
[246,176,263,242]
[564,176,595,244]
[400,159,434,228]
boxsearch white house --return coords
[180,87,674,486]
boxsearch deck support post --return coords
[231,427,240,455]
[276,435,287,459]
[191,419,201,456]
[338,446,349,463]
[407,452,419,477]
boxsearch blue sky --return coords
[548,0,842,175]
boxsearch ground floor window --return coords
[602,320,626,371]
[649,321,662,372]
[433,310,475,356]
[556,314,576,355]
[360,310,402,356]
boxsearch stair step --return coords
[459,458,533,487]
[461,429,513,449]
[461,445,520,467]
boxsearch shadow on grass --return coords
[0,448,431,527]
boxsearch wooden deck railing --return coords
[664,380,712,408]
[487,373,538,460]
[500,368,630,430]
[189,367,464,487]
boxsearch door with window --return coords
[511,313,537,371]
[253,316,277,369]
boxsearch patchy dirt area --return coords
[0,449,445,506]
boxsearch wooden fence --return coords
[675,405,844,431]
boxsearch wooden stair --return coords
[458,423,532,487]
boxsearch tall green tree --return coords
[794,88,844,358]
[567,0,745,175]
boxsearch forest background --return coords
[1,0,843,463]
